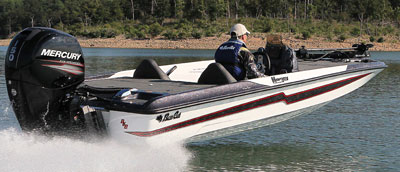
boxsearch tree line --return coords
[1,0,400,41]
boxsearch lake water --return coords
[0,46,399,171]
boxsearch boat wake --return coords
[0,128,192,172]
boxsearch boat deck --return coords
[297,59,357,70]
[84,78,214,94]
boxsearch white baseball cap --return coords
[230,24,250,37]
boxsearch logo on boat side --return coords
[271,76,289,84]
[157,111,181,122]
[120,119,128,129]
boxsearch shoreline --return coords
[1,34,400,51]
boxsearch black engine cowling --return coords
[5,27,85,132]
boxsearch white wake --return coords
[0,128,192,172]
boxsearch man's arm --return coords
[239,47,266,79]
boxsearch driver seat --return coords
[264,35,296,75]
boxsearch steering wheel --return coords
[253,51,271,75]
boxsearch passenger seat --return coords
[198,63,237,85]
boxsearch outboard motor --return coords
[5,27,85,132]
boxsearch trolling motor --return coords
[296,43,374,60]
[5,27,85,132]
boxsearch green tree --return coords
[0,0,24,37]
[394,7,400,27]
[149,23,163,38]
[174,0,185,19]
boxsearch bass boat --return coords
[5,28,386,144]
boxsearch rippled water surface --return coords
[0,46,399,171]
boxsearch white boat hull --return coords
[103,67,383,145]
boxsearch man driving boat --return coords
[214,23,265,80]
